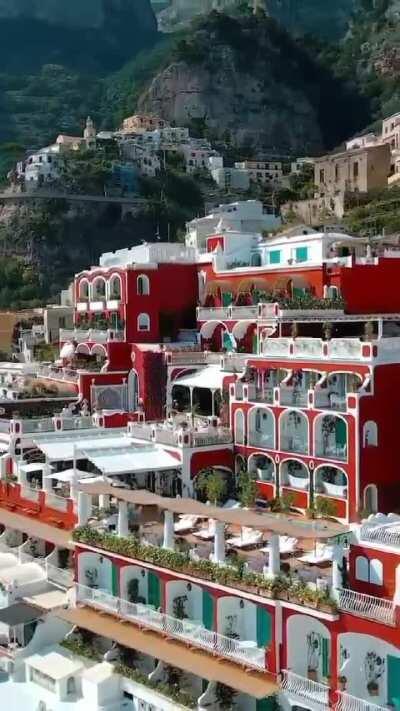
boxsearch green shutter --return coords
[202,590,214,630]
[148,572,161,608]
[223,331,234,352]
[256,606,272,647]
[252,332,258,354]
[335,418,347,447]
[111,564,119,596]
[269,250,281,265]
[256,697,277,711]
[387,655,400,707]
[222,291,233,306]
[322,637,329,677]
[295,247,308,262]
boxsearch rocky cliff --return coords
[138,12,369,153]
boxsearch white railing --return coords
[262,337,372,362]
[360,523,400,547]
[335,690,389,711]
[280,670,330,706]
[17,418,54,434]
[263,338,292,357]
[221,353,248,372]
[46,493,69,512]
[46,563,74,589]
[315,440,347,461]
[197,307,231,321]
[37,364,79,383]
[60,416,94,431]
[279,386,308,407]
[292,338,324,359]
[337,588,396,626]
[231,305,259,319]
[128,423,154,441]
[0,420,10,433]
[76,584,266,670]
[192,430,233,447]
[20,486,40,503]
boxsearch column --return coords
[42,462,53,494]
[99,494,110,511]
[267,534,280,578]
[214,520,225,565]
[78,492,90,527]
[331,543,344,602]
[198,681,218,710]
[117,501,129,538]
[163,510,175,550]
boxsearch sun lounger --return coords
[227,527,263,549]
[297,543,334,565]
[222,499,242,510]
[174,515,200,534]
[260,536,299,556]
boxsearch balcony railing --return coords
[280,386,308,407]
[60,328,123,343]
[128,422,233,448]
[280,435,308,455]
[335,690,390,711]
[280,670,330,706]
[315,440,347,461]
[337,588,396,626]
[20,486,40,503]
[37,364,79,383]
[46,563,74,589]
[360,524,400,548]
[76,584,266,670]
[46,493,69,512]
[262,337,371,362]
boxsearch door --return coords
[112,564,119,596]
[147,572,160,609]
[335,418,347,448]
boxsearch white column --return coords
[198,680,218,710]
[267,534,280,578]
[99,494,110,510]
[163,510,175,550]
[117,501,129,538]
[213,520,225,565]
[42,462,53,493]
[331,543,344,601]
[78,492,90,526]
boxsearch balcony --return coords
[335,691,391,711]
[280,385,308,407]
[197,305,259,321]
[262,337,371,362]
[76,584,266,671]
[60,328,123,344]
[337,588,396,626]
[37,364,79,383]
[128,421,233,448]
[280,670,330,706]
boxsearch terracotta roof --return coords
[77,483,347,540]
[0,508,73,549]
[57,606,277,699]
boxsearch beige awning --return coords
[76,483,347,540]
[57,606,278,699]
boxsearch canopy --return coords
[83,446,181,476]
[44,468,90,483]
[33,429,128,462]
[173,365,225,391]
[0,562,46,586]
[0,602,43,627]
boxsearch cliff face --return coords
[0,0,157,72]
[138,13,368,153]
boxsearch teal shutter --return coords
[336,418,347,447]
[222,292,233,306]
[202,590,214,630]
[111,565,119,596]
[387,655,400,707]
[322,637,329,677]
[256,697,277,711]
[148,572,161,608]
[269,250,281,265]
[295,247,308,262]
[252,332,258,354]
[256,606,272,647]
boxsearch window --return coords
[335,164,339,182]
[353,161,359,179]
[319,168,325,184]
[269,250,281,265]
[355,555,383,585]
[363,421,378,447]
[137,313,150,332]
[295,247,308,263]
[137,274,150,296]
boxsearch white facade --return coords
[20,147,62,187]
[211,167,250,191]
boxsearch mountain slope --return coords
[138,11,370,154]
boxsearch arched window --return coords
[137,274,150,296]
[363,421,378,447]
[355,555,369,582]
[109,275,121,299]
[327,286,339,299]
[251,253,262,267]
[235,409,245,445]
[79,280,89,300]
[137,313,150,332]
[92,277,106,300]
[364,484,378,514]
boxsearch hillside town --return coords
[2,97,400,711]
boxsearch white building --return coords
[18,147,62,188]
[185,199,281,251]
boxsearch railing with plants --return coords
[76,584,266,670]
[334,690,389,711]
[73,527,337,613]
[280,670,330,706]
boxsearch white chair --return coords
[174,515,199,534]
[260,536,298,555]
[297,543,334,565]
[193,520,216,540]
[227,527,263,549]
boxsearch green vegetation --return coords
[195,469,227,505]
[73,526,338,612]
[238,471,258,508]
[343,186,400,234]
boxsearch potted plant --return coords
[338,675,347,691]
[307,631,321,681]
[365,651,384,697]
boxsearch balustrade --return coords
[280,670,330,706]
[337,588,396,626]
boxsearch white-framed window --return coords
[363,421,378,447]
[355,555,383,586]
[137,274,150,296]
[137,313,150,332]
